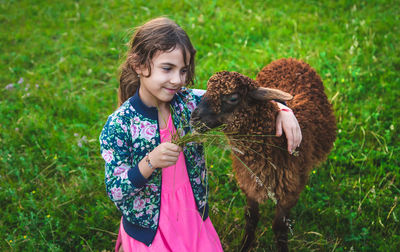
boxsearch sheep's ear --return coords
[249,87,293,101]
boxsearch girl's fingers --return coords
[297,131,302,147]
[163,142,182,152]
[296,125,302,147]
[286,127,294,153]
[275,108,302,154]
[166,149,181,158]
[150,142,183,168]
[162,153,180,161]
[291,128,296,153]
[287,126,301,154]
[275,117,283,136]
[160,146,181,156]
[154,155,179,168]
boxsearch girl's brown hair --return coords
[118,17,196,106]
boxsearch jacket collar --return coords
[129,89,179,121]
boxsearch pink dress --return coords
[116,114,223,251]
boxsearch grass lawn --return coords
[1,0,399,250]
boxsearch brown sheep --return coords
[190,58,337,251]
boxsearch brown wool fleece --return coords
[207,58,337,207]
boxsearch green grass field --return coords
[1,0,399,251]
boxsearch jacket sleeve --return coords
[190,88,206,98]
[99,114,148,204]
[185,88,206,111]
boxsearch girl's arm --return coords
[100,114,184,203]
[100,116,147,203]
[273,101,302,154]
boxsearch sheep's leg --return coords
[272,200,296,252]
[272,205,289,252]
[240,197,259,252]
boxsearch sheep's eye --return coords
[225,93,240,105]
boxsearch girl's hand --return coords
[275,102,302,154]
[149,142,182,169]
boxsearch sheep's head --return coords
[190,71,293,133]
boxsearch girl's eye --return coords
[162,67,171,71]
[181,68,188,74]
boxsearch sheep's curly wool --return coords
[204,71,257,113]
[222,58,337,206]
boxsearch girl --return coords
[100,17,302,252]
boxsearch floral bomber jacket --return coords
[99,88,208,246]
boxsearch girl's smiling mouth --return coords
[164,87,180,94]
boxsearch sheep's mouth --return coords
[190,117,220,133]
[190,108,223,133]
[190,97,225,133]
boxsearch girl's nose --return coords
[171,71,184,85]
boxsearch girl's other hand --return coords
[275,102,302,154]
[150,142,182,169]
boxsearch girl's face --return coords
[136,48,189,108]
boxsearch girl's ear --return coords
[134,65,143,76]
[134,63,151,77]
[128,54,144,76]
[249,87,293,101]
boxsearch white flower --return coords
[133,198,145,211]
[140,121,157,141]
[130,124,139,139]
[111,187,123,201]
[102,149,114,163]
[113,163,129,176]
[117,138,123,147]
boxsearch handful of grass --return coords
[170,122,298,156]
